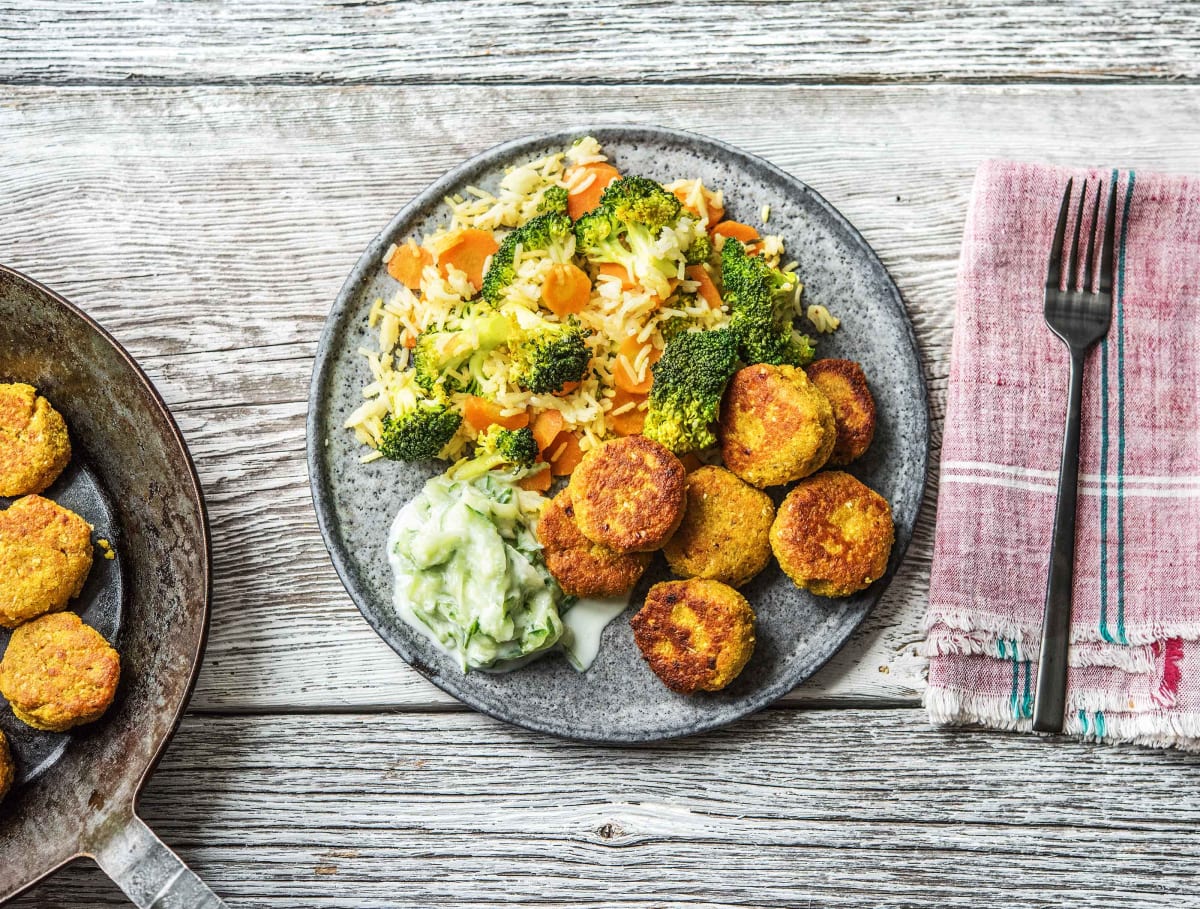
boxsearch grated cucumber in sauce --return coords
[387,471,625,672]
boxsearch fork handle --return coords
[1032,345,1086,733]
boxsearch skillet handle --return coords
[90,814,227,908]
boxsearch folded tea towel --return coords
[925,160,1200,749]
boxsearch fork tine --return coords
[1082,180,1103,293]
[1098,177,1119,295]
[1046,178,1074,291]
[1066,181,1088,291]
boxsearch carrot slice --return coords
[596,262,636,289]
[608,388,647,436]
[438,228,499,290]
[613,335,662,395]
[532,410,565,452]
[547,430,585,476]
[686,265,722,309]
[679,453,703,473]
[712,220,760,244]
[671,186,724,225]
[553,381,580,397]
[672,182,724,223]
[387,240,432,289]
[672,187,698,216]
[517,465,552,492]
[565,163,620,220]
[542,262,591,317]
[463,396,529,432]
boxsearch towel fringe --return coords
[925,687,1030,731]
[926,687,1200,751]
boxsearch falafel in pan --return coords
[719,364,835,488]
[537,488,651,598]
[568,435,686,553]
[770,470,894,598]
[632,579,756,694]
[805,359,876,465]
[0,611,120,732]
[0,494,94,628]
[663,466,774,588]
[0,383,71,497]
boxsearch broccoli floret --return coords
[449,425,539,481]
[413,310,510,395]
[598,175,682,230]
[684,232,712,266]
[412,333,453,393]
[572,207,620,250]
[721,239,815,367]
[660,311,698,343]
[538,185,569,215]
[377,402,462,462]
[494,425,538,464]
[481,211,575,306]
[509,318,593,394]
[642,328,739,455]
[574,176,695,298]
[789,332,817,366]
[575,206,675,295]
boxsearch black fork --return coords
[1032,178,1118,734]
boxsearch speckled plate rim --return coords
[307,124,929,744]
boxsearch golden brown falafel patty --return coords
[569,436,686,553]
[805,359,876,465]
[631,579,756,694]
[537,488,651,598]
[0,730,13,802]
[0,495,94,628]
[719,364,835,488]
[0,383,71,497]
[770,470,894,598]
[663,466,775,587]
[0,611,120,732]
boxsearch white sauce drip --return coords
[561,596,630,672]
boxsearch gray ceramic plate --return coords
[308,126,927,743]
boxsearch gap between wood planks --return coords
[181,699,923,717]
[6,76,1200,88]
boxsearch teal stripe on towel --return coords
[1010,646,1021,718]
[1021,660,1033,718]
[1098,169,1117,644]
[1115,171,1136,646]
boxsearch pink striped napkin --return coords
[925,160,1200,749]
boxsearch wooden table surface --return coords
[5,3,1200,906]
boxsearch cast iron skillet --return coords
[0,266,225,907]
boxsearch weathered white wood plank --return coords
[5,84,1200,710]
[11,708,1200,907]
[3,1,1199,86]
